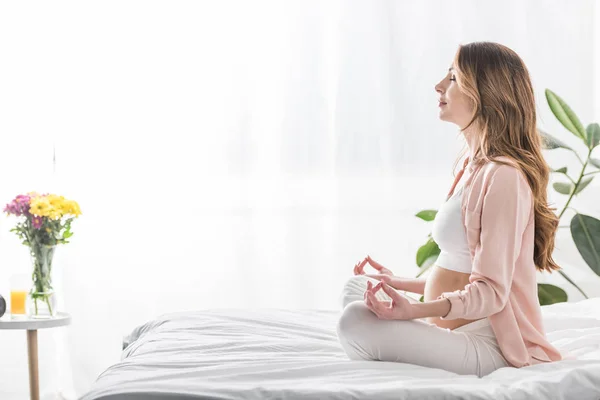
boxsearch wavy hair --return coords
[451,41,560,273]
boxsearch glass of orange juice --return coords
[10,274,29,319]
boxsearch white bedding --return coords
[81,298,600,400]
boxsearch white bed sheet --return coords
[81,298,600,400]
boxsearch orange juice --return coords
[10,291,27,315]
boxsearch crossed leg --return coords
[336,275,509,377]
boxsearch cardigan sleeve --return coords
[438,165,533,320]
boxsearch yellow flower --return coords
[69,200,82,217]
[46,194,67,219]
[47,194,62,207]
[27,193,81,219]
[29,197,51,217]
[48,210,61,220]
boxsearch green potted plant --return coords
[414,89,600,305]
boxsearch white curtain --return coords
[1,0,599,398]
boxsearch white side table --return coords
[0,312,71,400]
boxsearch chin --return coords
[438,113,457,125]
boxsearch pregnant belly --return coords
[423,265,484,330]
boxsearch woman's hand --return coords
[354,255,394,276]
[354,256,407,291]
[363,281,414,320]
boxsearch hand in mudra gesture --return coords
[354,255,393,278]
[363,280,414,320]
[354,255,404,289]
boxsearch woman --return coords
[336,41,564,377]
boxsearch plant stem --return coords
[555,149,592,299]
[564,174,576,184]
[571,149,585,166]
[583,170,600,176]
[34,264,45,293]
[416,262,433,278]
[558,149,592,219]
[45,295,53,316]
[557,269,589,299]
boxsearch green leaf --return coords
[545,89,587,141]
[415,257,437,278]
[551,167,568,174]
[419,295,424,303]
[416,238,440,267]
[539,129,573,151]
[590,158,600,169]
[586,123,600,149]
[537,283,568,306]
[574,176,594,195]
[415,210,437,222]
[571,214,600,276]
[553,182,574,195]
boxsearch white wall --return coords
[596,0,600,122]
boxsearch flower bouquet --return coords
[4,192,81,318]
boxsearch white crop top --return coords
[430,177,472,274]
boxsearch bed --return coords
[81,298,600,400]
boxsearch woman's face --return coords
[435,65,473,129]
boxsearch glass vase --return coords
[29,244,57,319]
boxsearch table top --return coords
[0,312,71,330]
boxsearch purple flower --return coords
[18,195,32,216]
[4,194,33,216]
[32,216,44,229]
[3,201,19,216]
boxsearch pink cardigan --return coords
[438,155,563,368]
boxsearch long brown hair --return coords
[451,41,560,273]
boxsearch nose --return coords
[435,80,444,94]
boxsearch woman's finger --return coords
[365,292,378,314]
[363,281,372,300]
[364,274,390,284]
[366,255,385,271]
[380,281,401,302]
[354,258,368,275]
[379,300,394,317]
[367,292,385,317]
[365,292,374,309]
[371,281,383,294]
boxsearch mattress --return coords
[81,298,600,400]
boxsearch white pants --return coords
[336,275,511,377]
